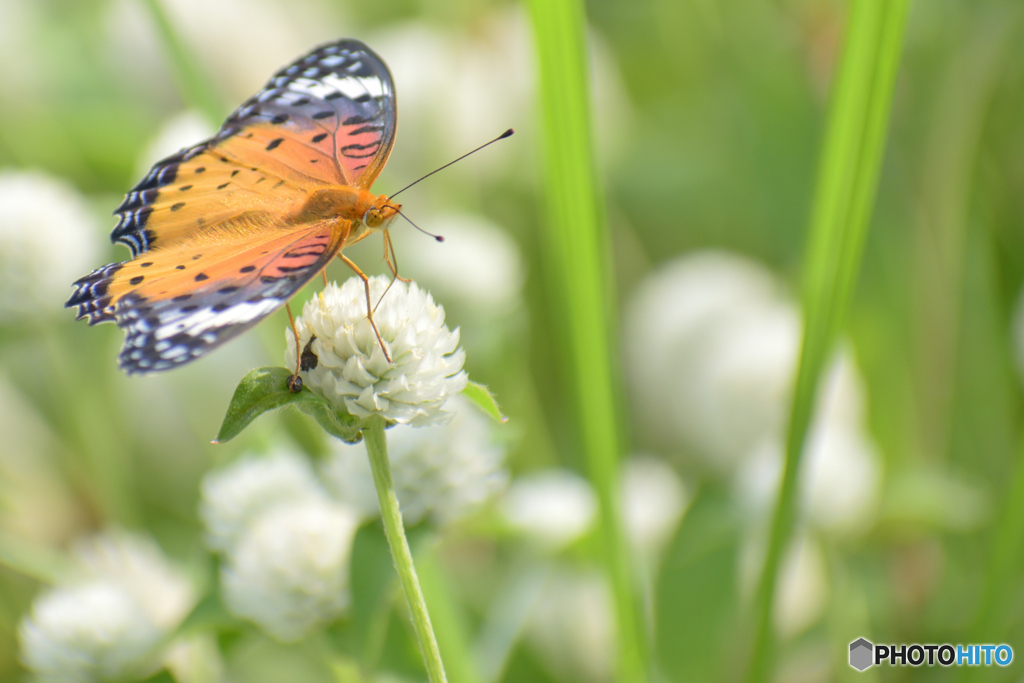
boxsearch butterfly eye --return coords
[364,208,383,228]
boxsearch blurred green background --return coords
[1,0,1024,681]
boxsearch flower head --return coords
[220,499,359,642]
[287,277,467,427]
[525,568,614,682]
[199,451,360,642]
[624,251,880,532]
[19,531,195,682]
[322,395,508,526]
[199,450,321,552]
[500,470,598,548]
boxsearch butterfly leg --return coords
[384,230,413,283]
[337,254,393,363]
[285,302,304,393]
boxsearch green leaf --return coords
[462,381,507,423]
[349,522,397,668]
[526,0,646,679]
[655,488,741,682]
[215,367,362,444]
[746,1,910,680]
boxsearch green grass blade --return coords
[746,1,910,680]
[139,0,224,125]
[525,1,646,681]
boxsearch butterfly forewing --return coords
[227,39,397,188]
[112,40,395,257]
[69,38,398,373]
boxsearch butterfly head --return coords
[362,200,401,230]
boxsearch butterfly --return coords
[67,39,403,378]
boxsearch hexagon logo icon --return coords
[849,638,874,671]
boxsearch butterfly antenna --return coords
[395,208,444,243]
[388,128,514,201]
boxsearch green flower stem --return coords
[526,0,646,680]
[363,417,448,683]
[746,0,909,681]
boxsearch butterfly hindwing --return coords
[110,39,396,258]
[70,217,350,373]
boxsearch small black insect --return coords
[300,334,319,371]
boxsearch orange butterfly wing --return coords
[68,39,396,373]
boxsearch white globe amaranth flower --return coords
[0,170,100,321]
[525,568,615,683]
[19,531,195,683]
[287,277,468,427]
[621,456,688,559]
[21,581,162,683]
[220,498,360,642]
[200,450,322,552]
[322,395,508,526]
[738,532,829,638]
[733,352,881,534]
[624,251,799,468]
[500,469,598,547]
[71,532,195,631]
[624,251,881,533]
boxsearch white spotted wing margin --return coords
[112,222,347,374]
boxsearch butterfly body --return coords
[290,186,399,231]
[67,39,399,374]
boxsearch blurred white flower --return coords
[0,170,100,320]
[525,568,614,683]
[220,499,359,642]
[21,581,162,683]
[72,532,195,630]
[135,110,215,179]
[200,451,362,641]
[621,456,688,558]
[322,396,507,526]
[287,277,467,427]
[501,470,597,547]
[739,533,829,639]
[624,251,799,467]
[0,373,81,544]
[624,251,880,532]
[397,212,525,314]
[104,0,338,107]
[19,531,195,682]
[200,451,322,552]
[373,9,633,186]
[774,536,828,638]
[733,353,881,534]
